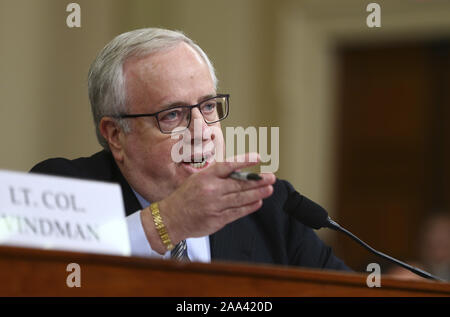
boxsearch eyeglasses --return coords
[115,94,229,134]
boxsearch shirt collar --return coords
[132,188,151,209]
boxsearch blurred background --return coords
[1,0,449,279]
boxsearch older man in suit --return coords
[31,28,349,270]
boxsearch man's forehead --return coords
[123,43,215,112]
[157,93,217,108]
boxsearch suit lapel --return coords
[109,157,142,215]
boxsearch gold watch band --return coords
[149,202,174,251]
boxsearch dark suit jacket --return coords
[30,150,350,271]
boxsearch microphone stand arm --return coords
[326,217,446,282]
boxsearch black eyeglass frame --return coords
[114,94,230,134]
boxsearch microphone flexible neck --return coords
[325,217,445,282]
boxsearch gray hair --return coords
[88,28,218,150]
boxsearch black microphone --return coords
[284,191,445,282]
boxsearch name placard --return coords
[0,170,130,256]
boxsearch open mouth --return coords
[181,153,213,169]
[188,158,207,168]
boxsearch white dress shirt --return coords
[125,190,211,263]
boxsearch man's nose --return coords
[188,108,211,143]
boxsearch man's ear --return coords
[99,117,125,163]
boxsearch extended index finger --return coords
[211,153,261,178]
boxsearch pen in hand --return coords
[229,171,262,181]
